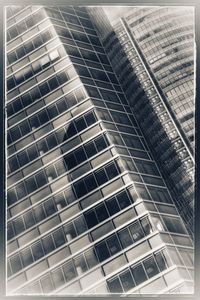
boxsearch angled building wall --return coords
[6,6,194,295]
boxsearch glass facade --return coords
[6,6,194,295]
[89,6,195,236]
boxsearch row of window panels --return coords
[137,22,193,45]
[140,36,193,62]
[7,104,97,163]
[6,6,87,23]
[7,215,154,277]
[8,104,138,161]
[7,61,118,120]
[136,17,193,45]
[6,74,126,122]
[9,232,193,295]
[151,55,193,81]
[44,7,95,30]
[150,55,193,79]
[7,82,86,147]
[155,63,193,83]
[7,157,120,210]
[7,86,87,137]
[7,34,112,92]
[7,110,138,176]
[6,6,27,20]
[7,25,57,66]
[7,155,173,223]
[8,190,186,274]
[128,8,193,31]
[58,35,108,62]
[7,55,77,103]
[7,67,122,132]
[140,35,193,61]
[45,8,98,38]
[146,32,194,61]
[84,85,128,106]
[134,21,193,49]
[49,16,102,46]
[14,246,188,295]
[7,180,175,244]
[8,132,108,188]
[106,248,186,294]
[8,59,77,115]
[164,82,194,101]
[152,59,194,88]
[7,70,79,145]
[7,185,135,241]
[7,109,98,199]
[7,187,181,267]
[7,8,47,42]
[8,129,156,186]
[147,40,193,66]
[166,80,193,98]
[7,46,65,91]
[6,191,143,270]
[152,52,193,75]
[7,153,173,224]
[8,114,103,174]
[66,54,114,77]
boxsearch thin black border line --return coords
[1,1,200,300]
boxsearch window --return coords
[117,191,131,209]
[41,275,54,293]
[42,235,55,254]
[95,203,109,222]
[52,268,65,289]
[21,248,33,267]
[85,248,98,268]
[107,235,121,255]
[107,277,123,293]
[10,254,22,274]
[84,210,98,229]
[118,228,133,248]
[162,216,186,234]
[74,180,87,198]
[143,257,159,278]
[53,228,66,247]
[155,251,168,272]
[74,216,87,235]
[131,263,147,285]
[34,205,46,222]
[32,241,44,261]
[105,163,119,179]
[74,255,88,274]
[95,241,110,262]
[24,210,35,229]
[13,217,25,235]
[129,221,144,242]
[44,198,56,216]
[106,197,120,215]
[95,168,108,185]
[141,217,152,235]
[63,261,76,282]
[120,270,135,292]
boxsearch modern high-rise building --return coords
[6,6,194,296]
[89,6,195,236]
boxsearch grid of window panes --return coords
[6,6,194,295]
[100,15,194,236]
[124,7,194,147]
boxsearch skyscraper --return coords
[89,6,195,236]
[6,6,194,296]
